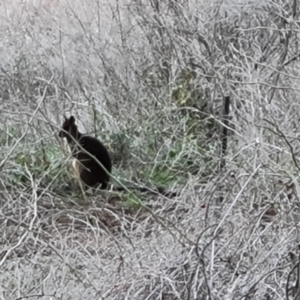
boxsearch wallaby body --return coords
[59,115,112,190]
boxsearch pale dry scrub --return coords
[1,0,300,299]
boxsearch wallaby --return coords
[59,115,112,190]
[59,115,179,198]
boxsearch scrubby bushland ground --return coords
[1,0,300,299]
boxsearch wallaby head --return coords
[58,115,80,141]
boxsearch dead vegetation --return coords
[1,0,300,299]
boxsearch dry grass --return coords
[1,0,300,299]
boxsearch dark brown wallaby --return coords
[59,115,112,190]
[59,115,179,198]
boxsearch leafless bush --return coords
[2,0,300,299]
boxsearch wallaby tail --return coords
[112,185,179,197]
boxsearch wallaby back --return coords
[59,115,112,190]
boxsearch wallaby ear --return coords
[69,115,75,124]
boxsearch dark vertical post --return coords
[220,96,230,169]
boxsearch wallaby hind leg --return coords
[79,166,109,191]
[101,182,108,190]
